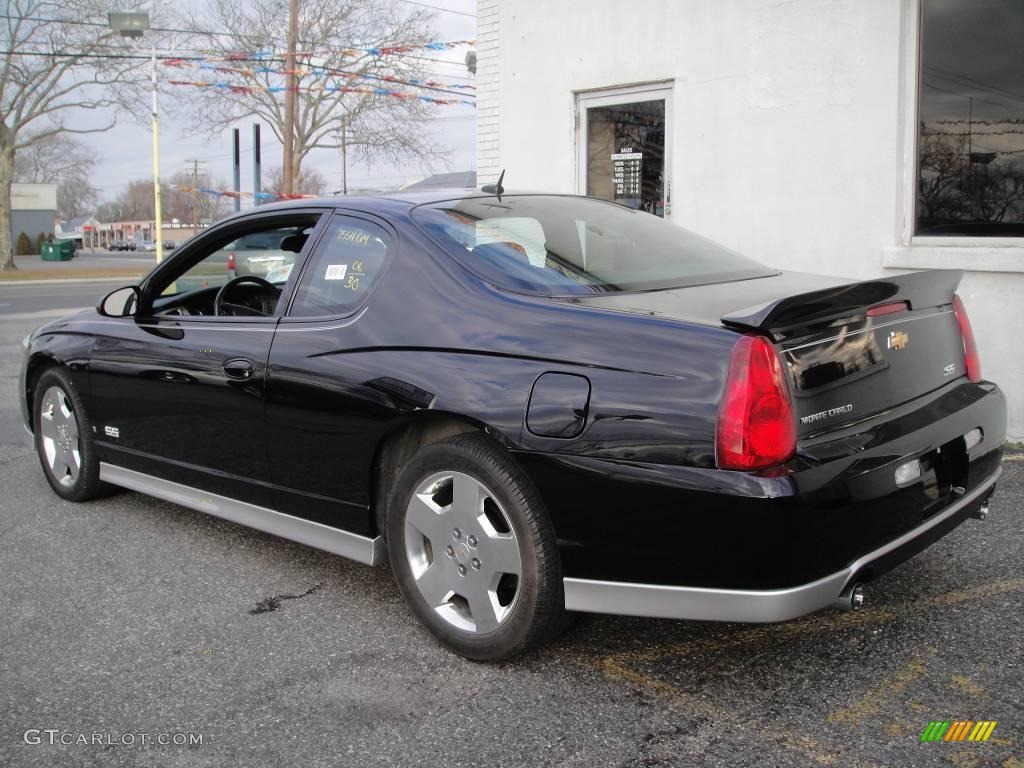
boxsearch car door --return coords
[265,212,396,535]
[88,210,329,507]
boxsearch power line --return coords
[393,0,474,18]
[922,80,1018,112]
[923,65,1024,107]
[10,38,477,81]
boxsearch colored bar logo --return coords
[920,721,997,742]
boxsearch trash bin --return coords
[41,240,74,261]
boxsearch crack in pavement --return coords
[248,583,323,615]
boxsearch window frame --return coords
[889,0,1024,272]
[280,208,398,322]
[137,207,333,322]
[574,80,675,221]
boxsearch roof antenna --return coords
[481,169,505,201]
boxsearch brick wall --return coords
[475,0,501,183]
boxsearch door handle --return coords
[222,358,255,380]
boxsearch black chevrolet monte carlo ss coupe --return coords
[20,191,1006,660]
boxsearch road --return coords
[11,248,157,272]
[0,281,1021,768]
[0,280,120,318]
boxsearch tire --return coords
[386,433,567,660]
[33,367,110,502]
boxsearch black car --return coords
[19,191,1005,660]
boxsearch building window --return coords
[577,84,672,219]
[917,0,1024,237]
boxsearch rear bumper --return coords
[515,379,1006,612]
[562,467,998,622]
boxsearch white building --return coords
[476,0,1024,440]
[10,183,56,247]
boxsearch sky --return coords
[918,0,1024,158]
[83,0,477,207]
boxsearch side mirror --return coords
[97,286,141,317]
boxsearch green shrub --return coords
[35,232,47,254]
[16,232,32,255]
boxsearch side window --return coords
[289,216,390,317]
[157,221,316,297]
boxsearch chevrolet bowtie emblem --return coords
[888,330,909,351]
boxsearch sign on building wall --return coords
[11,183,58,212]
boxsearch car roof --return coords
[232,188,559,212]
[212,189,568,228]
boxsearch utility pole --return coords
[282,0,299,195]
[967,96,974,221]
[339,119,347,195]
[184,158,207,231]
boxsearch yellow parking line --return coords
[915,577,1024,609]
[578,576,1023,768]
[827,649,936,726]
[597,656,881,768]
[593,577,1023,673]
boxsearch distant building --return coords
[10,183,56,247]
[402,171,477,191]
[55,215,101,249]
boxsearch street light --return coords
[108,10,164,264]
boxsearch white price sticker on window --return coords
[324,264,348,281]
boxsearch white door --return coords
[576,82,674,219]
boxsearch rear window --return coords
[411,195,773,295]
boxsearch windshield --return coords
[412,195,773,295]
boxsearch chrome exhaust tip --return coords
[972,500,989,521]
[832,583,865,612]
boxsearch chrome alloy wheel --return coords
[404,471,523,633]
[38,385,81,488]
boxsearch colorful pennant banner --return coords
[172,185,316,201]
[166,79,475,107]
[162,58,475,91]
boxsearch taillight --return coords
[716,334,796,470]
[227,253,236,272]
[952,294,981,383]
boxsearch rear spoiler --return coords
[721,269,963,332]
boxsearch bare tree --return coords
[0,0,149,269]
[265,165,328,196]
[96,178,156,222]
[14,132,98,219]
[918,126,1024,229]
[163,171,232,225]
[14,132,91,182]
[183,0,444,193]
[918,129,969,223]
[56,176,98,220]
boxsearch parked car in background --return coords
[219,230,301,278]
[19,192,1006,660]
[110,240,136,252]
[136,241,158,252]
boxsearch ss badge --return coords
[943,363,956,377]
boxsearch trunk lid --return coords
[563,269,969,437]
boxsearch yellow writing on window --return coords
[336,229,369,246]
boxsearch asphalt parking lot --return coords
[1,285,1021,768]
